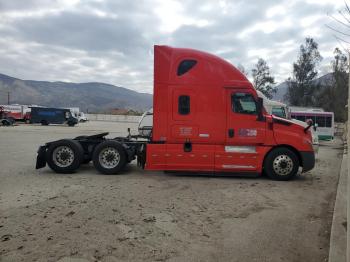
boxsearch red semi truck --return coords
[36,46,315,180]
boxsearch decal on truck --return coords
[238,128,257,137]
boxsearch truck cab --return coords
[145,46,315,180]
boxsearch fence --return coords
[86,114,141,123]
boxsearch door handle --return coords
[228,129,234,138]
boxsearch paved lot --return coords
[0,121,344,262]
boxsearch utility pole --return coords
[347,50,350,262]
[7,91,10,105]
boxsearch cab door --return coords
[225,89,266,144]
[215,89,266,172]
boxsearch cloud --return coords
[0,0,347,94]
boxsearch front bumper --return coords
[300,151,315,173]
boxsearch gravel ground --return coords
[0,121,344,262]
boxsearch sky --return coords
[0,0,348,93]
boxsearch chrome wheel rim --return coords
[273,154,293,176]
[99,147,120,169]
[53,146,75,167]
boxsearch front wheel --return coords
[92,141,127,175]
[46,139,84,173]
[263,147,299,181]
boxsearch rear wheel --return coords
[41,120,49,125]
[263,147,299,181]
[1,119,10,126]
[46,139,84,173]
[92,141,127,175]
[7,117,15,124]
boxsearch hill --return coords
[272,73,333,103]
[0,73,153,112]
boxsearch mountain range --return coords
[0,72,334,112]
[0,73,153,112]
[272,73,333,103]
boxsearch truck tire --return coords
[41,120,49,126]
[46,139,84,174]
[92,141,127,175]
[263,147,299,181]
[1,119,10,126]
[68,121,76,127]
[7,117,15,124]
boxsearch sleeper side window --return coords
[178,95,190,115]
[177,60,197,76]
[232,93,257,115]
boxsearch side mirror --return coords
[304,119,313,133]
[257,97,264,121]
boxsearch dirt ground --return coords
[0,121,344,262]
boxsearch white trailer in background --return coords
[256,91,289,119]
[138,108,153,136]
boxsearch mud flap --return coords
[36,146,47,169]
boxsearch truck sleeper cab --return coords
[36,46,315,181]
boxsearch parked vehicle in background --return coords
[24,112,31,124]
[290,109,334,140]
[138,108,153,136]
[0,106,15,126]
[257,91,290,119]
[77,112,88,122]
[30,107,78,126]
[0,104,31,122]
[68,107,80,118]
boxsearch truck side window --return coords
[232,93,257,115]
[178,95,190,115]
[177,60,197,76]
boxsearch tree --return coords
[285,37,322,106]
[251,58,276,99]
[316,48,348,121]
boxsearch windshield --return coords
[271,106,286,118]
